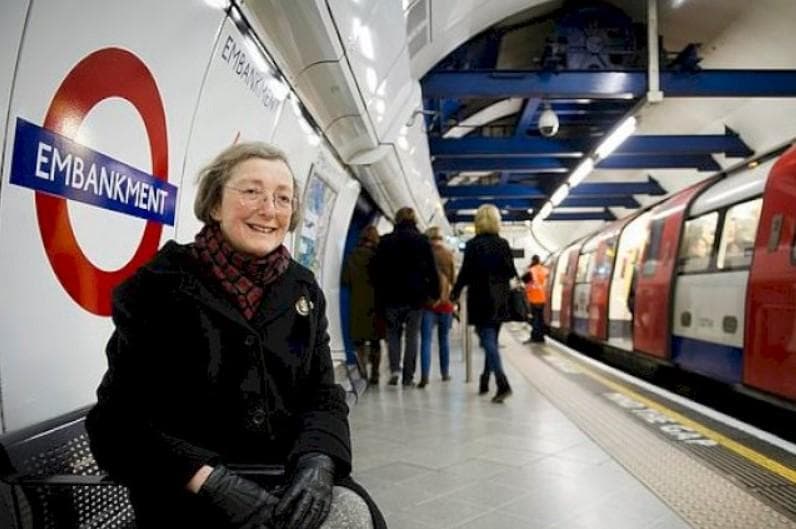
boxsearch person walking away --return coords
[86,142,384,529]
[451,204,517,403]
[341,225,383,384]
[372,207,440,387]
[418,226,456,388]
[523,254,549,343]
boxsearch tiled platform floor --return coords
[348,326,691,529]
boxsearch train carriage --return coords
[745,145,796,401]
[547,143,796,404]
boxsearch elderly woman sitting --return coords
[87,142,384,529]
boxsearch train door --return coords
[550,248,571,329]
[559,243,583,334]
[746,145,796,401]
[585,238,609,340]
[608,211,651,351]
[587,220,632,341]
[544,251,560,327]
[573,245,595,336]
[634,179,718,359]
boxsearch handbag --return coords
[507,285,530,322]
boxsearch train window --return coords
[791,227,796,264]
[717,198,762,270]
[769,214,783,253]
[593,237,617,279]
[576,252,593,282]
[679,212,719,273]
[641,218,665,276]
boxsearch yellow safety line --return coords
[549,348,796,484]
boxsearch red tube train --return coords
[544,143,796,404]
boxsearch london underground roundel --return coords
[36,48,168,316]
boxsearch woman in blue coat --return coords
[451,204,517,403]
[87,142,384,529]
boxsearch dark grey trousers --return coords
[384,305,423,382]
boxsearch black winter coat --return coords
[340,243,381,341]
[372,222,440,308]
[451,233,517,326]
[86,241,385,528]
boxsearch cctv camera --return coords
[538,105,559,137]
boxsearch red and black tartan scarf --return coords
[192,223,291,319]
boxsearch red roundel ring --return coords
[37,47,168,316]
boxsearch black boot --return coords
[478,373,489,395]
[369,342,381,384]
[492,374,512,403]
[355,345,368,379]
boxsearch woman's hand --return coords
[187,465,214,493]
[197,465,279,529]
[274,453,335,529]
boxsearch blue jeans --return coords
[476,323,504,378]
[420,310,453,379]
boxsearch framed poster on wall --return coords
[294,163,338,283]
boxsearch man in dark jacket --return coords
[372,207,440,386]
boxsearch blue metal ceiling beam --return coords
[549,101,630,110]
[438,180,665,198]
[616,133,753,157]
[515,98,541,136]
[571,178,666,196]
[433,157,569,173]
[431,137,586,157]
[423,71,644,98]
[505,172,566,182]
[547,210,616,221]
[597,154,720,171]
[561,195,640,208]
[545,108,626,115]
[448,198,540,210]
[438,185,546,198]
[422,70,796,98]
[434,154,717,172]
[439,99,461,123]
[430,134,752,158]
[445,197,539,209]
[662,70,796,97]
[444,195,640,210]
[448,209,616,222]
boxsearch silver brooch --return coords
[296,296,311,316]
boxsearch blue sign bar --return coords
[422,70,796,98]
[10,118,177,226]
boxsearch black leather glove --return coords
[198,465,279,529]
[274,453,335,529]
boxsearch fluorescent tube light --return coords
[550,184,570,206]
[538,202,553,219]
[567,158,595,187]
[595,116,637,159]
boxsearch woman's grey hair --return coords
[194,142,301,231]
[474,204,501,235]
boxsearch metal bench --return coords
[0,362,357,528]
[0,407,135,529]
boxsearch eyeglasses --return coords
[225,186,294,211]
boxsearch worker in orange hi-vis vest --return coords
[522,254,549,343]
